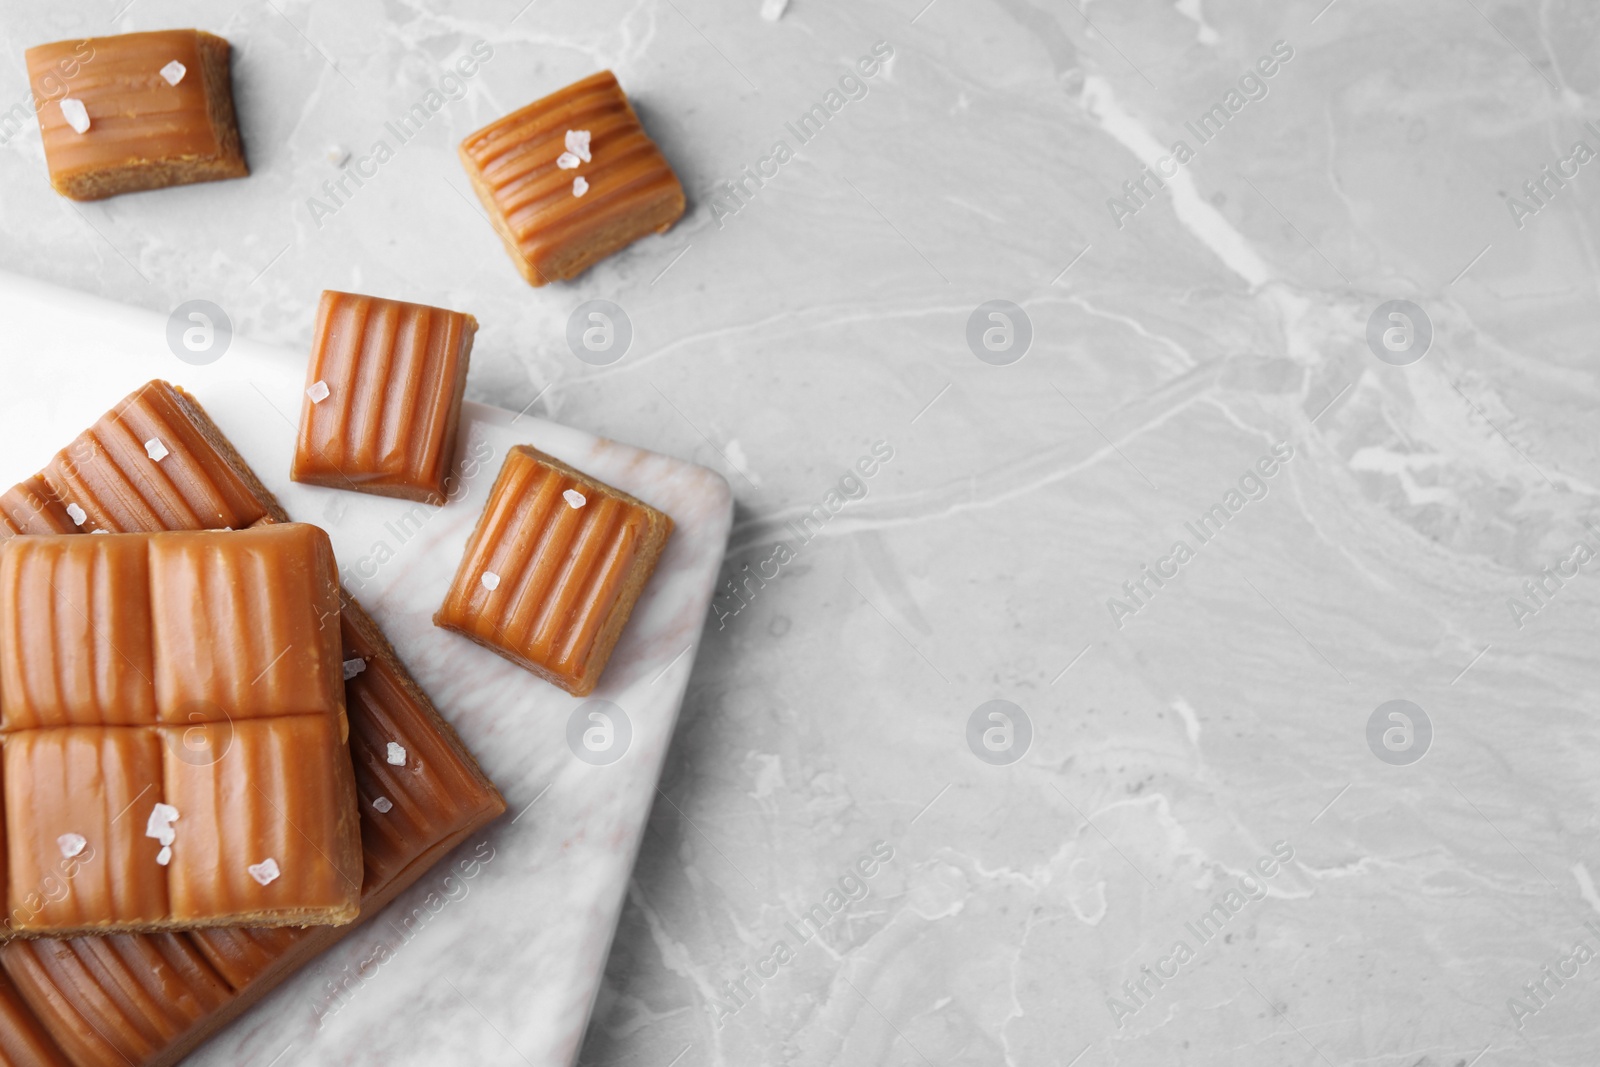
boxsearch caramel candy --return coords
[435,445,672,695]
[0,524,361,937]
[25,30,248,201]
[458,70,685,285]
[292,291,477,505]
[0,381,503,1066]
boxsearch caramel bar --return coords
[0,381,504,1066]
[25,30,248,201]
[435,445,672,695]
[458,70,685,285]
[292,291,477,505]
[0,525,362,937]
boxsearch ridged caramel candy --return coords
[435,445,672,695]
[0,524,360,938]
[25,30,248,201]
[458,70,685,285]
[291,291,477,505]
[0,380,504,1066]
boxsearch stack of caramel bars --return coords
[3,24,690,1067]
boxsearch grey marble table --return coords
[3,1,1598,1065]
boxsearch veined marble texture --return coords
[1,0,1598,1065]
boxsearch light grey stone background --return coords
[3,1,1599,1065]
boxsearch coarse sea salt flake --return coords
[563,489,586,509]
[307,380,330,403]
[57,833,87,859]
[146,802,179,849]
[343,657,367,680]
[66,502,87,525]
[145,438,169,462]
[761,0,789,20]
[481,571,500,591]
[565,129,591,162]
[157,845,172,866]
[557,151,582,170]
[248,858,281,886]
[386,742,407,766]
[160,60,186,85]
[59,98,89,134]
[372,796,394,814]
[573,176,589,197]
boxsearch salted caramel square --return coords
[434,446,672,695]
[458,70,685,285]
[161,717,360,925]
[291,291,477,505]
[3,727,169,932]
[147,524,344,723]
[25,30,248,201]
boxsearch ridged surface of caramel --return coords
[3,728,168,931]
[163,718,360,922]
[435,445,672,694]
[0,380,504,1066]
[39,382,269,534]
[1,934,229,1067]
[0,536,155,730]
[0,966,69,1067]
[147,526,344,722]
[292,291,476,504]
[458,70,685,285]
[25,31,247,201]
[0,526,358,937]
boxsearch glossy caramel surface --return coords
[458,70,685,285]
[435,445,672,695]
[25,31,247,201]
[291,291,476,504]
[0,525,357,938]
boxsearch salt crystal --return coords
[761,0,789,20]
[372,796,394,814]
[343,657,367,680]
[565,129,591,162]
[57,833,87,859]
[144,438,169,462]
[327,145,350,166]
[557,151,582,170]
[66,502,86,526]
[573,176,589,197]
[481,571,500,591]
[386,742,406,766]
[159,60,186,85]
[59,98,89,134]
[563,489,586,509]
[90,529,108,535]
[247,858,281,886]
[146,803,179,856]
[307,380,330,403]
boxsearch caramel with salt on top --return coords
[435,445,673,695]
